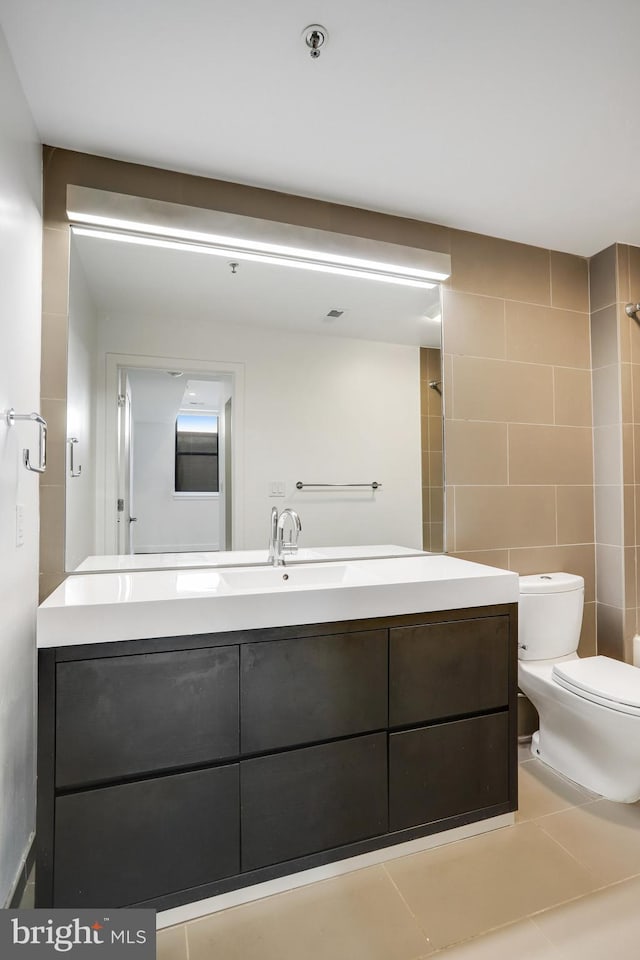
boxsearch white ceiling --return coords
[1,0,639,256]
[127,369,224,423]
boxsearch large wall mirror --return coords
[64,190,447,572]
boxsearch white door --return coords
[223,397,233,550]
[116,370,135,555]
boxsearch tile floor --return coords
[156,743,640,959]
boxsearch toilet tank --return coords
[518,572,584,661]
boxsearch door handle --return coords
[68,437,82,477]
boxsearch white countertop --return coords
[38,554,519,649]
[72,544,424,573]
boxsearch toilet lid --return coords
[552,656,640,715]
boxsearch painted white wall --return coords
[0,29,42,905]
[95,314,422,551]
[65,252,99,569]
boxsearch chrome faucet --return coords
[268,506,302,566]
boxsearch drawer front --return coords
[241,629,387,753]
[389,712,510,831]
[241,733,388,871]
[389,617,509,727]
[56,646,239,788]
[54,764,239,907]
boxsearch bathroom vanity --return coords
[36,555,519,912]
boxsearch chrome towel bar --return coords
[295,481,382,490]
[6,408,47,473]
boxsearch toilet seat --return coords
[552,656,640,717]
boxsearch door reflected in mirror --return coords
[117,373,230,558]
[65,224,444,572]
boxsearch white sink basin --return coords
[38,554,520,648]
[218,563,375,593]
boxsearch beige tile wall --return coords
[420,347,444,552]
[591,243,640,662]
[444,236,595,654]
[40,222,70,599]
[40,150,595,654]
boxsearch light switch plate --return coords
[16,503,25,547]
[268,481,286,497]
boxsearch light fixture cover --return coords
[67,186,451,289]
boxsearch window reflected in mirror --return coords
[175,414,219,494]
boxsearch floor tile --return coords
[431,918,563,959]
[186,865,433,960]
[536,799,640,885]
[157,924,187,960]
[532,875,640,959]
[384,821,597,950]
[517,757,596,822]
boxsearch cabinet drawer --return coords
[241,733,388,871]
[54,764,239,907]
[56,646,239,788]
[389,713,509,831]
[389,617,509,727]
[241,630,387,753]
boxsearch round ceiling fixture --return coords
[303,24,328,59]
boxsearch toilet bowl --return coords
[518,572,640,803]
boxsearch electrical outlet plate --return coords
[268,481,286,497]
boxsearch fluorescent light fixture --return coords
[69,215,442,289]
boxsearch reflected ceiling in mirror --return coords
[72,231,442,346]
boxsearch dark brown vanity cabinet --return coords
[389,713,510,830]
[54,765,240,907]
[241,733,388,871]
[389,617,510,726]
[55,645,239,788]
[240,629,388,753]
[388,616,512,831]
[37,604,517,912]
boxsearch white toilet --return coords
[518,572,640,803]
